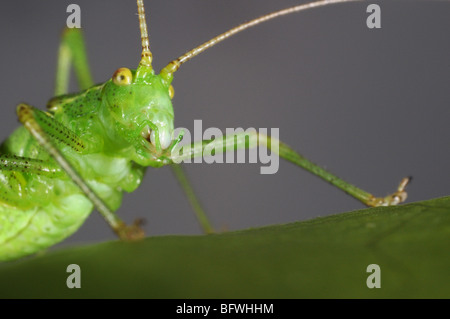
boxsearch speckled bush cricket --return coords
[0,0,420,261]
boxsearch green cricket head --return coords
[102,66,175,155]
[101,0,180,165]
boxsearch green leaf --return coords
[0,196,449,298]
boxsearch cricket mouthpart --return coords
[140,125,152,143]
[154,128,172,150]
[140,125,172,150]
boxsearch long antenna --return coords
[137,0,152,68]
[160,0,361,80]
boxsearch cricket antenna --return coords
[160,0,360,82]
[137,0,152,69]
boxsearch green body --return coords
[0,72,174,261]
[0,0,408,262]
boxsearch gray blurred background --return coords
[0,0,449,249]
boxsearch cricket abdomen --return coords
[0,147,139,261]
[0,119,141,261]
[0,193,93,261]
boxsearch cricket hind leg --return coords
[171,132,410,207]
[16,103,145,241]
[0,171,31,208]
[55,28,94,96]
[0,155,64,208]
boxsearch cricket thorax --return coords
[47,84,104,120]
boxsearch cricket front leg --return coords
[16,103,145,240]
[171,132,410,207]
[170,164,214,234]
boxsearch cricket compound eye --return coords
[112,67,133,86]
